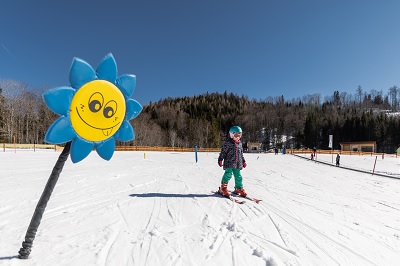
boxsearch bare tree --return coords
[0,79,28,143]
[0,87,6,141]
[356,85,363,108]
[130,112,164,146]
[389,86,398,111]
[168,129,177,147]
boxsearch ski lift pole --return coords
[372,156,377,175]
[18,142,71,259]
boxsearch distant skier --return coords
[218,126,247,197]
[336,153,340,166]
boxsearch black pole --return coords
[18,142,71,259]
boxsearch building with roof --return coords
[339,141,376,153]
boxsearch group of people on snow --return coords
[310,147,340,166]
[217,126,344,198]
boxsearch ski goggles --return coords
[232,132,242,137]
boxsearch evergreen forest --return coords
[1,80,399,153]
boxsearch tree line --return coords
[1,79,399,153]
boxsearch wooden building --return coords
[339,141,376,153]
[247,142,263,153]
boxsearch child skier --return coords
[218,126,247,197]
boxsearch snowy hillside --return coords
[0,150,399,265]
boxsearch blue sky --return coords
[1,0,400,105]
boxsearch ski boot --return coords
[233,187,247,197]
[219,183,230,197]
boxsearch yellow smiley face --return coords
[70,80,126,142]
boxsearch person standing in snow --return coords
[336,153,340,166]
[218,126,247,197]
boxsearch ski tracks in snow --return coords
[205,200,239,260]
[265,203,379,266]
[3,152,399,265]
[199,197,296,265]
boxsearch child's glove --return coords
[243,162,247,168]
[218,161,223,167]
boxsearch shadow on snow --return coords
[0,255,19,261]
[129,192,218,198]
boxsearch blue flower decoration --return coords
[43,53,142,163]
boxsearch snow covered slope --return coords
[0,151,399,265]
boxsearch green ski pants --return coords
[221,168,243,189]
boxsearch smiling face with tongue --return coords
[43,53,142,163]
[70,79,126,142]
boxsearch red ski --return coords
[212,191,246,204]
[231,192,262,203]
[242,196,262,203]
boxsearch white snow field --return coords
[0,150,399,266]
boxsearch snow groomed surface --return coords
[0,151,399,265]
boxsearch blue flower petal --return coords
[126,99,142,120]
[70,136,95,163]
[114,120,134,141]
[116,74,136,97]
[69,57,96,89]
[42,87,75,115]
[96,138,115,161]
[96,53,117,83]
[44,117,75,144]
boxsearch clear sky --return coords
[1,0,400,105]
